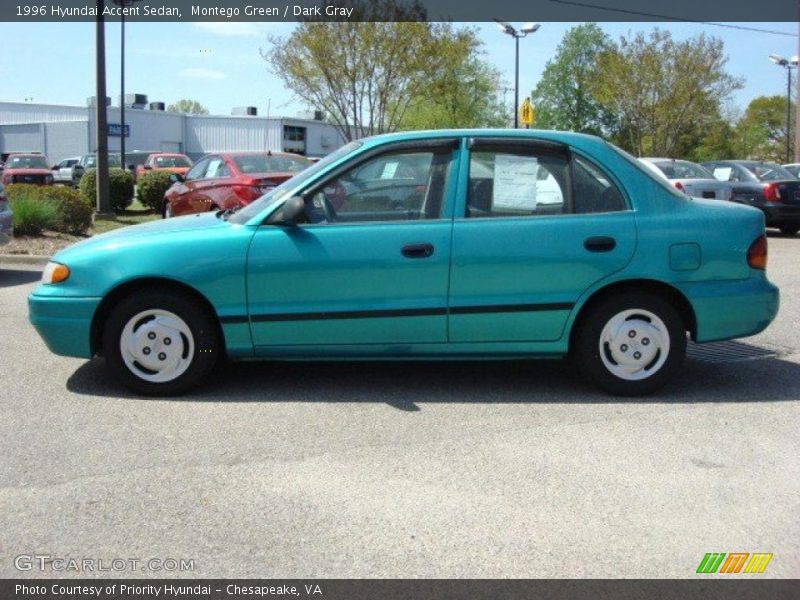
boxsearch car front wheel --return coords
[573,293,686,396]
[102,290,220,395]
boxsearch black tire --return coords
[102,290,221,395]
[780,225,799,236]
[573,292,687,396]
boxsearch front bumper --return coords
[28,293,101,358]
[677,275,779,343]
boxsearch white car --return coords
[781,163,800,178]
[639,157,732,200]
[50,157,81,185]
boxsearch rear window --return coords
[154,155,192,168]
[7,155,47,169]
[745,162,794,181]
[233,154,311,175]
[652,160,713,180]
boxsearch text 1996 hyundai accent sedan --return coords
[29,130,779,396]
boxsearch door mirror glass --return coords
[169,173,185,184]
[266,196,305,226]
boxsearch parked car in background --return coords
[136,152,193,180]
[163,151,311,217]
[782,163,800,178]
[1,153,53,185]
[51,156,81,185]
[0,183,12,245]
[30,130,778,397]
[639,158,732,200]
[123,150,158,180]
[702,159,800,235]
[72,153,122,186]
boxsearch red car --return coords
[1,153,54,185]
[136,152,193,180]
[163,151,311,217]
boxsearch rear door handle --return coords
[402,243,434,259]
[584,236,616,252]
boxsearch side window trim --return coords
[570,150,631,212]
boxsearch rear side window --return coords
[466,148,625,218]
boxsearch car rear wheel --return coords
[780,225,799,236]
[102,290,220,395]
[573,292,686,396]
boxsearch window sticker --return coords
[713,167,732,181]
[492,154,539,210]
[381,161,399,179]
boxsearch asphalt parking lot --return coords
[1,236,799,579]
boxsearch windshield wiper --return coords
[216,206,242,220]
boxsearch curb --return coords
[0,254,50,266]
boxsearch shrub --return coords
[79,168,134,212]
[9,193,61,236]
[45,186,94,234]
[136,170,174,211]
[5,184,94,235]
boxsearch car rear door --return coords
[245,139,459,349]
[448,137,636,343]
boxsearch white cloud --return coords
[180,67,227,80]
[192,22,264,37]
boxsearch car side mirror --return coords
[51,165,59,170]
[143,165,153,170]
[169,173,185,184]
[266,196,305,226]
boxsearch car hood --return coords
[53,212,228,261]
[5,168,52,175]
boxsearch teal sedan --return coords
[29,130,779,396]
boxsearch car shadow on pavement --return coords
[66,350,800,410]
[0,268,41,288]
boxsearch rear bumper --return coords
[760,204,800,226]
[677,275,779,343]
[28,293,100,358]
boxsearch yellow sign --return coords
[519,98,534,126]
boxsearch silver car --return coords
[0,183,12,245]
[782,163,800,178]
[639,158,732,200]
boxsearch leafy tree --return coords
[167,99,209,115]
[264,0,470,141]
[399,26,506,130]
[592,29,743,157]
[531,24,616,135]
[733,95,794,161]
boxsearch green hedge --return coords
[6,184,94,235]
[78,168,134,212]
[136,170,174,211]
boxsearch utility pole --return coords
[95,0,111,214]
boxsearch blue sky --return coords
[0,21,797,118]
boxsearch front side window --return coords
[305,149,451,224]
[185,158,210,181]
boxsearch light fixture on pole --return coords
[494,20,541,128]
[769,53,799,163]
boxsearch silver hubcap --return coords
[119,309,194,383]
[599,308,670,381]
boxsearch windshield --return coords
[154,155,192,168]
[745,162,794,181]
[230,141,363,224]
[7,155,48,169]
[652,160,713,179]
[84,154,121,168]
[233,154,311,174]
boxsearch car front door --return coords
[246,139,459,349]
[448,137,636,343]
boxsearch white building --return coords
[0,100,347,164]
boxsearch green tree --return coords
[734,95,794,161]
[399,26,506,130]
[531,24,616,135]
[264,1,472,141]
[592,29,743,157]
[167,99,209,115]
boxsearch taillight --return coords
[674,181,685,192]
[232,184,261,204]
[764,183,781,202]
[747,234,768,270]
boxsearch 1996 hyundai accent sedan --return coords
[29,130,779,396]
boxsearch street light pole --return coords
[120,8,125,170]
[494,20,541,128]
[95,0,110,214]
[769,54,798,164]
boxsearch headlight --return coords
[42,261,70,284]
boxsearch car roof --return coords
[218,151,308,159]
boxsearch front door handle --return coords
[584,236,616,252]
[402,243,434,259]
